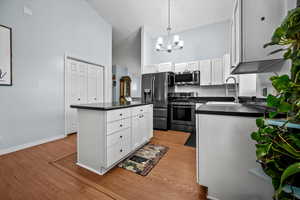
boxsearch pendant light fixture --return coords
[155,0,184,53]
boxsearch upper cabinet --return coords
[199,60,212,86]
[211,58,224,85]
[231,0,286,74]
[158,62,174,72]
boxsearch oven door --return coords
[171,104,194,125]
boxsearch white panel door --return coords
[199,60,212,86]
[68,60,80,133]
[87,65,98,103]
[211,58,224,85]
[96,67,104,103]
[78,63,88,103]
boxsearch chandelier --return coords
[155,0,184,53]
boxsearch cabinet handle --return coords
[140,109,143,112]
[120,113,123,116]
[120,124,123,127]
[120,135,123,138]
[78,98,81,101]
[120,149,123,153]
[94,97,97,100]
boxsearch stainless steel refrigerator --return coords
[142,72,173,130]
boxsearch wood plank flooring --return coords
[0,130,207,200]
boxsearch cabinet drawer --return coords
[106,108,131,122]
[106,129,131,167]
[107,145,122,167]
[131,105,153,116]
[107,118,131,135]
[106,128,131,148]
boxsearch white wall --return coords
[150,20,230,64]
[0,0,112,151]
[112,29,141,97]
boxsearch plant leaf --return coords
[269,111,278,118]
[276,162,300,196]
[278,102,292,113]
[256,118,265,128]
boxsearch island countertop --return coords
[195,103,271,117]
[70,101,152,111]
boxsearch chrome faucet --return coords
[225,76,239,103]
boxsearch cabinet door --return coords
[211,58,224,85]
[242,0,285,62]
[199,60,212,86]
[132,115,141,150]
[186,61,199,71]
[158,62,174,72]
[232,0,242,67]
[174,63,188,73]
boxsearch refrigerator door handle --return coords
[152,77,155,101]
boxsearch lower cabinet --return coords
[76,104,153,175]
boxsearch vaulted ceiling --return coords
[86,0,234,47]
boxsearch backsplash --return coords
[175,85,237,97]
[256,61,290,97]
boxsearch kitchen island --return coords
[71,102,153,175]
[196,103,274,200]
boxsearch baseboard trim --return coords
[0,135,66,156]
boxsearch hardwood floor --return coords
[0,131,207,200]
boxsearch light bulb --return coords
[157,37,163,46]
[173,35,180,45]
[178,40,184,49]
[167,44,172,53]
[155,44,161,51]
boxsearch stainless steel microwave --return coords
[174,71,200,85]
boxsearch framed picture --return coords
[0,25,12,86]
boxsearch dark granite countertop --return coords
[196,103,270,117]
[70,101,152,111]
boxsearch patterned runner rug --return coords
[118,143,169,176]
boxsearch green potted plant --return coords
[251,7,300,200]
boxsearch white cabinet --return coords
[143,64,158,74]
[174,62,187,73]
[199,60,212,86]
[131,105,153,149]
[211,58,224,85]
[231,0,285,68]
[158,62,174,72]
[186,61,200,71]
[76,104,153,175]
[65,58,104,134]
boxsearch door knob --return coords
[120,149,123,153]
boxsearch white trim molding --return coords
[0,135,66,156]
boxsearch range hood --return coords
[231,59,285,74]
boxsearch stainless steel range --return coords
[169,93,196,132]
